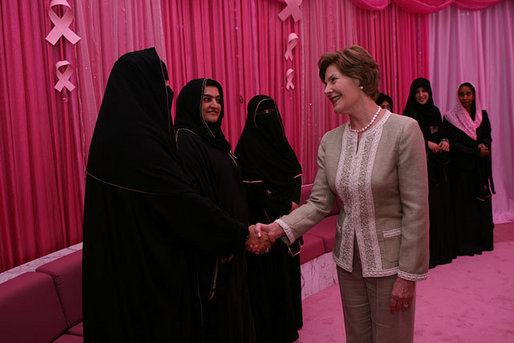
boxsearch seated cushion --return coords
[299,233,325,264]
[66,322,83,336]
[37,250,82,327]
[0,272,67,343]
[308,215,338,253]
[300,184,340,216]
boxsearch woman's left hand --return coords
[390,277,416,313]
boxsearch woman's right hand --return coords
[428,141,440,153]
[478,143,489,157]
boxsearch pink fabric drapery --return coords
[350,0,503,13]
[0,0,84,270]
[429,2,514,222]
[0,0,166,271]
[161,0,302,155]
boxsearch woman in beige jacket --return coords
[254,46,429,343]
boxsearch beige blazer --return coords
[278,112,429,281]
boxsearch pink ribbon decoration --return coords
[278,0,303,22]
[284,33,299,61]
[54,60,75,92]
[46,0,81,45]
[286,69,295,90]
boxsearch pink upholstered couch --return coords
[299,184,339,264]
[0,250,83,343]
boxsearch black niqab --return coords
[235,95,302,188]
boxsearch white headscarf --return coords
[444,82,482,141]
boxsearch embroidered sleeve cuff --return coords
[398,270,428,281]
[275,219,295,245]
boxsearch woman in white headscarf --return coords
[444,82,495,256]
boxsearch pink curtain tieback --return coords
[278,0,303,22]
[285,33,299,61]
[54,60,75,91]
[46,0,81,45]
[286,69,295,90]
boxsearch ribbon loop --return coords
[278,0,303,22]
[46,0,81,45]
[284,33,299,61]
[54,60,75,92]
[286,69,295,90]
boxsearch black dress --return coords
[235,95,303,343]
[444,110,494,255]
[403,78,455,268]
[175,79,255,343]
[83,49,248,342]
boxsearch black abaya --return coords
[175,78,255,343]
[444,110,494,255]
[235,95,303,343]
[403,78,455,268]
[83,49,248,342]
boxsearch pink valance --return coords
[350,0,503,13]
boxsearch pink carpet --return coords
[299,222,514,342]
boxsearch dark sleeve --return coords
[176,131,217,201]
[291,176,302,204]
[478,110,492,147]
[245,181,292,222]
[443,119,481,157]
[152,189,248,257]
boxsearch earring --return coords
[359,86,364,90]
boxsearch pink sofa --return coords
[0,250,83,343]
[299,184,339,264]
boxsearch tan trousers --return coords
[337,245,416,343]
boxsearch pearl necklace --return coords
[349,106,381,133]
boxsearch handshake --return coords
[245,223,285,255]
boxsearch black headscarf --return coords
[86,47,190,194]
[376,93,393,112]
[235,95,302,187]
[175,78,231,153]
[402,77,442,139]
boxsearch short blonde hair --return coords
[318,45,380,99]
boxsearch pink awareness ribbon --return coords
[286,69,295,90]
[46,0,81,45]
[54,60,75,92]
[284,33,299,61]
[278,0,303,22]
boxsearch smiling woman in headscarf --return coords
[403,77,454,268]
[444,82,495,256]
[235,95,303,343]
[175,78,256,343]
[83,49,268,342]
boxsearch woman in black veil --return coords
[403,78,455,268]
[235,95,303,343]
[83,49,270,342]
[175,78,256,343]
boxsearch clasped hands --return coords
[245,222,286,255]
[428,140,450,153]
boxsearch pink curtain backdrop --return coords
[0,0,512,271]
[350,0,503,12]
[429,1,514,223]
